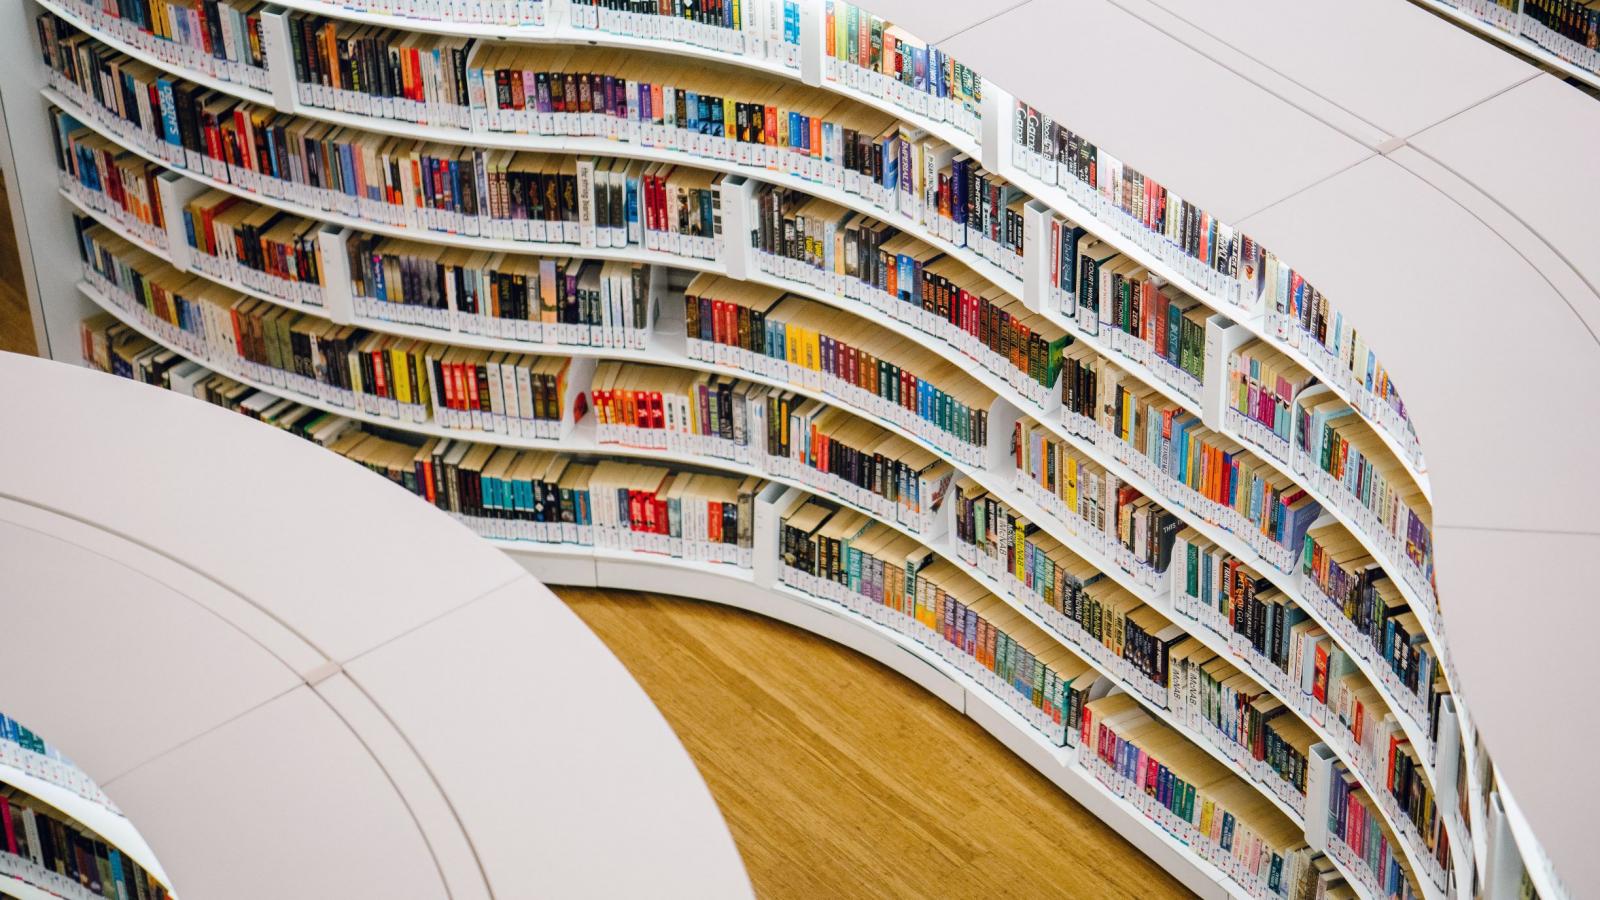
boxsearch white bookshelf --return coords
[8,0,1589,895]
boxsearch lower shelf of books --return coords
[494,538,1356,900]
[0,761,168,893]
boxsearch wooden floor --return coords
[557,587,1194,900]
[0,174,37,357]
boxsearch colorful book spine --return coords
[822,0,981,138]
[568,0,800,68]
[50,112,168,252]
[44,0,270,91]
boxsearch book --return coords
[751,182,1066,401]
[822,0,982,139]
[682,272,993,463]
[1225,339,1313,460]
[778,495,1077,747]
[181,189,326,308]
[42,0,269,91]
[347,234,653,345]
[50,113,168,253]
[1080,694,1319,898]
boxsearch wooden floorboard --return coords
[0,173,37,357]
[557,586,1196,900]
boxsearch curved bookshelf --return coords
[19,0,1554,895]
[74,151,1454,778]
[52,61,1465,894]
[31,0,1447,664]
[61,127,1450,794]
[80,261,1447,899]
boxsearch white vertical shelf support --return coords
[1304,742,1337,852]
[1485,793,1525,900]
[797,0,824,88]
[558,357,598,440]
[984,395,1024,478]
[1021,199,1053,316]
[978,81,1011,175]
[155,170,204,272]
[316,226,356,324]
[751,484,792,591]
[1434,695,1463,811]
[717,176,757,281]
[259,6,300,114]
[1201,315,1249,432]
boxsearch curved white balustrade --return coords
[0,352,752,900]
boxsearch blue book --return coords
[155,78,182,148]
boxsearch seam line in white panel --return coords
[1393,145,1600,352]
[322,676,489,900]
[340,572,527,667]
[99,684,302,787]
[931,0,1037,46]
[1103,0,1396,146]
[0,492,330,669]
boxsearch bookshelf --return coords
[4,0,1587,896]
[50,14,1452,896]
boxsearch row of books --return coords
[0,784,171,900]
[287,16,476,128]
[181,187,328,307]
[1079,695,1318,899]
[568,0,802,69]
[1293,394,1435,608]
[749,184,1061,405]
[1011,99,1246,307]
[1451,0,1600,75]
[1169,529,1452,889]
[682,273,993,467]
[1226,339,1313,464]
[590,362,954,536]
[39,24,725,257]
[1060,222,1209,405]
[953,478,1181,705]
[51,115,170,253]
[79,219,584,437]
[1001,434,1179,594]
[49,0,270,91]
[348,234,657,345]
[1259,252,1420,470]
[356,438,761,565]
[1010,100,1424,477]
[954,478,1318,818]
[1051,356,1322,575]
[0,715,117,814]
[1298,523,1443,737]
[821,0,980,140]
[778,494,1080,747]
[1324,761,1424,900]
[79,320,760,563]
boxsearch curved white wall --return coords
[0,352,752,900]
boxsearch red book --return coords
[0,799,15,854]
[650,391,664,429]
[1312,642,1330,705]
